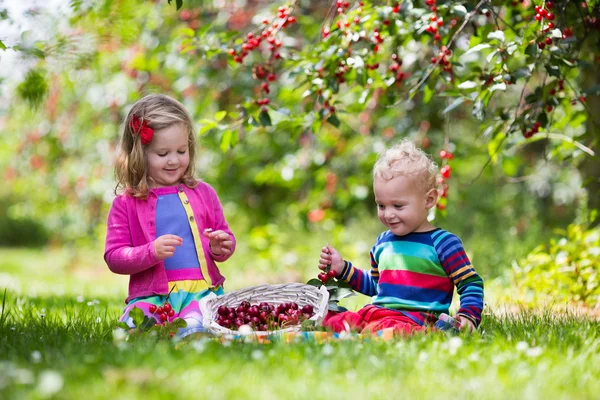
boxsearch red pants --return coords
[323,305,426,335]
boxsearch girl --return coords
[105,94,235,337]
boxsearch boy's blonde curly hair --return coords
[373,140,440,192]
[114,94,198,198]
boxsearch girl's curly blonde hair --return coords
[373,140,440,192]
[114,94,198,198]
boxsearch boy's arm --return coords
[436,234,484,328]
[104,196,160,275]
[338,250,379,297]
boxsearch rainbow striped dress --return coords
[119,187,223,336]
[339,228,484,327]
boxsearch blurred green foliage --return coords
[0,0,596,280]
[510,224,600,307]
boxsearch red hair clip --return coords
[129,114,154,145]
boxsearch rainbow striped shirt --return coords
[339,228,484,327]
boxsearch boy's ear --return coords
[424,189,439,209]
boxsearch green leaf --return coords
[462,43,492,57]
[452,5,467,16]
[457,81,478,90]
[423,84,434,104]
[214,110,227,122]
[327,114,340,127]
[512,68,531,79]
[116,322,130,330]
[328,301,342,312]
[169,318,188,329]
[328,287,356,302]
[176,0,183,10]
[487,31,505,42]
[306,278,323,287]
[0,40,5,50]
[129,307,144,327]
[220,129,232,152]
[139,315,157,331]
[545,64,560,77]
[488,132,506,164]
[489,82,507,92]
[259,110,272,126]
[525,44,538,58]
[198,119,217,135]
[442,98,465,114]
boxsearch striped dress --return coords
[119,186,223,336]
[339,228,484,327]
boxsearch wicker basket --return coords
[199,283,329,336]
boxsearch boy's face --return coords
[373,174,438,236]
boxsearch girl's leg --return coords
[119,295,165,328]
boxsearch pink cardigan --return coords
[104,181,235,303]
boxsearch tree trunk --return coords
[580,41,600,227]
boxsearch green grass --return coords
[1,291,600,400]
[2,246,600,399]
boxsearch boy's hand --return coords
[318,244,345,277]
[203,229,233,256]
[456,315,476,333]
[154,234,182,260]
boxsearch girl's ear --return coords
[424,188,439,210]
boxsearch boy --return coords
[318,140,484,334]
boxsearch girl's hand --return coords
[154,234,182,260]
[456,315,476,333]
[318,244,345,277]
[203,229,233,256]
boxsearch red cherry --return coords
[545,37,552,45]
[157,307,164,314]
[546,1,554,8]
[163,303,172,312]
[327,270,337,278]
[168,309,175,317]
[149,305,157,313]
[301,305,314,315]
[160,313,168,321]
[267,73,276,82]
[547,12,555,20]
[441,165,451,179]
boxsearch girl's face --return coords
[373,174,438,236]
[146,123,190,188]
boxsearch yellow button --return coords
[184,199,189,204]
[189,216,194,222]
[178,186,184,192]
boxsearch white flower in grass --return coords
[38,308,46,319]
[15,368,34,384]
[418,351,428,362]
[251,350,264,360]
[112,328,127,344]
[76,295,84,303]
[31,350,42,363]
[37,370,63,397]
[516,341,529,352]
[447,336,463,355]
[322,344,334,356]
[95,317,102,324]
[190,339,207,353]
[526,346,543,358]
[87,299,100,306]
